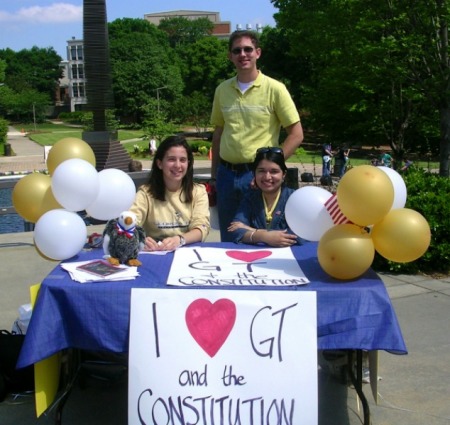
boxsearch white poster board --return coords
[167,247,310,287]
[129,288,318,425]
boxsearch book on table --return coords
[76,260,124,277]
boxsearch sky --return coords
[0,1,278,59]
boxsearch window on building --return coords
[71,64,77,79]
[72,83,86,98]
[71,64,85,80]
[79,83,85,97]
[70,44,83,61]
[70,46,77,61]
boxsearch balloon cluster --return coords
[286,165,431,280]
[12,138,136,261]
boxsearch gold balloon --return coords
[337,165,394,226]
[371,208,431,263]
[318,224,375,280]
[12,174,62,223]
[47,138,96,175]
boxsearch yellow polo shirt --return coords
[211,71,300,164]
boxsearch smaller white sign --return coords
[167,247,309,287]
[129,288,318,425]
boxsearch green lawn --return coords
[28,130,145,145]
[26,124,145,146]
[11,122,439,170]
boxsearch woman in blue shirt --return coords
[227,147,302,247]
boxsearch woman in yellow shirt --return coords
[130,135,210,252]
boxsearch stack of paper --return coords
[61,259,139,283]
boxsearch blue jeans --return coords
[322,157,331,177]
[216,164,254,242]
[339,158,348,177]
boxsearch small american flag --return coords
[324,194,352,225]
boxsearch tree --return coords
[273,0,450,175]
[0,58,6,82]
[0,47,62,100]
[172,91,212,134]
[0,117,7,145]
[177,36,233,99]
[0,60,8,145]
[0,87,50,122]
[0,55,50,123]
[141,98,178,143]
[108,18,184,123]
[258,26,309,105]
[158,16,214,48]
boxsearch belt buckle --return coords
[231,163,240,172]
[221,159,249,173]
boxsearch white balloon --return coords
[377,166,407,209]
[86,169,136,220]
[52,158,99,212]
[34,209,87,260]
[285,186,335,241]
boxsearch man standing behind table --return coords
[210,30,304,241]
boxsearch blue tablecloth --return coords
[17,242,407,368]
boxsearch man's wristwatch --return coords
[179,235,186,246]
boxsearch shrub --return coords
[81,110,119,131]
[198,145,209,156]
[58,110,119,130]
[58,111,85,124]
[0,117,8,144]
[189,140,210,154]
[372,168,450,275]
[295,147,307,157]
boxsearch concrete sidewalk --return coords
[1,127,449,424]
[1,127,48,175]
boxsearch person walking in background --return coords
[149,137,157,156]
[227,147,302,247]
[400,158,413,171]
[380,150,394,168]
[322,142,333,177]
[337,145,350,178]
[370,156,380,166]
[210,30,304,241]
[130,135,210,252]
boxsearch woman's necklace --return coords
[263,189,281,227]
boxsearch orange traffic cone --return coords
[208,148,212,160]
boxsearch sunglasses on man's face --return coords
[256,147,284,155]
[231,46,255,55]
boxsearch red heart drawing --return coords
[226,250,272,263]
[185,298,236,357]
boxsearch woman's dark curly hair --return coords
[145,135,194,202]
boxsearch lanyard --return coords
[263,189,281,227]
